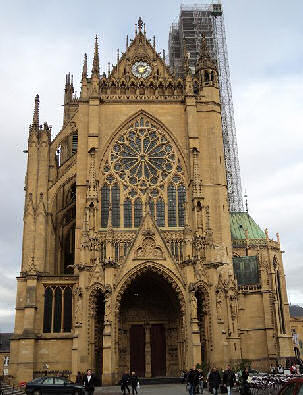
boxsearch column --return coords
[190,291,202,367]
[102,293,113,385]
[145,324,151,378]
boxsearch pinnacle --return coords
[92,35,100,75]
[32,94,40,127]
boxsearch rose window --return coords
[106,120,179,196]
[101,116,186,229]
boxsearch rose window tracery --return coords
[105,118,180,197]
[101,116,186,229]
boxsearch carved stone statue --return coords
[191,293,198,319]
[74,287,83,325]
[216,290,223,322]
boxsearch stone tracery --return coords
[100,114,187,228]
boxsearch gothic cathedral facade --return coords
[10,21,294,384]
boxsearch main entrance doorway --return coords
[130,325,145,376]
[118,270,184,377]
[151,324,166,376]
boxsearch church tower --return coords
[10,19,293,385]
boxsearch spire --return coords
[33,94,39,128]
[196,33,217,73]
[82,53,87,79]
[92,35,100,75]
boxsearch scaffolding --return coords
[168,2,244,212]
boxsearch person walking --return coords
[197,368,204,394]
[121,371,131,395]
[223,365,236,395]
[240,367,250,395]
[83,369,96,395]
[75,371,83,385]
[130,371,139,394]
[208,367,221,395]
[187,366,198,395]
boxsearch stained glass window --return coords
[43,287,53,333]
[156,198,165,227]
[134,198,142,227]
[110,123,176,195]
[72,134,78,154]
[168,184,177,227]
[178,184,186,227]
[115,243,119,261]
[53,287,62,333]
[63,287,72,332]
[101,242,106,261]
[124,199,132,228]
[101,184,110,228]
[111,183,120,228]
[149,199,155,218]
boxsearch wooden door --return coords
[130,325,145,377]
[151,324,166,376]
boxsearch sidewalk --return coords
[94,384,238,394]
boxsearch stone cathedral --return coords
[10,19,294,384]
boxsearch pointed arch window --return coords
[124,199,132,228]
[111,183,120,228]
[72,133,78,154]
[101,184,110,228]
[43,287,53,333]
[156,198,165,227]
[53,287,62,333]
[134,198,142,227]
[178,184,186,227]
[63,287,72,332]
[168,184,177,227]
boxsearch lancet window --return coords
[100,115,187,229]
[43,286,73,333]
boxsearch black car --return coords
[25,376,84,394]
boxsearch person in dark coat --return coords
[187,366,199,395]
[121,371,130,395]
[223,365,236,395]
[208,367,221,395]
[240,367,250,395]
[130,371,139,395]
[75,371,83,385]
[83,369,96,395]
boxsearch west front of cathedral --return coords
[10,21,294,384]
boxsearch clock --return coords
[132,61,152,78]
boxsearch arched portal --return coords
[117,270,185,378]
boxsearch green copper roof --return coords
[230,212,266,240]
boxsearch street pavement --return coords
[94,384,236,394]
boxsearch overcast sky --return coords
[0,0,302,332]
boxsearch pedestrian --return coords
[197,368,204,394]
[223,365,236,395]
[208,367,221,395]
[75,371,83,385]
[121,371,130,395]
[83,369,96,395]
[277,365,284,374]
[187,366,198,395]
[240,367,250,395]
[130,371,139,395]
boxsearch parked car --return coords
[278,378,303,394]
[25,376,84,394]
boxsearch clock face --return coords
[132,61,152,78]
